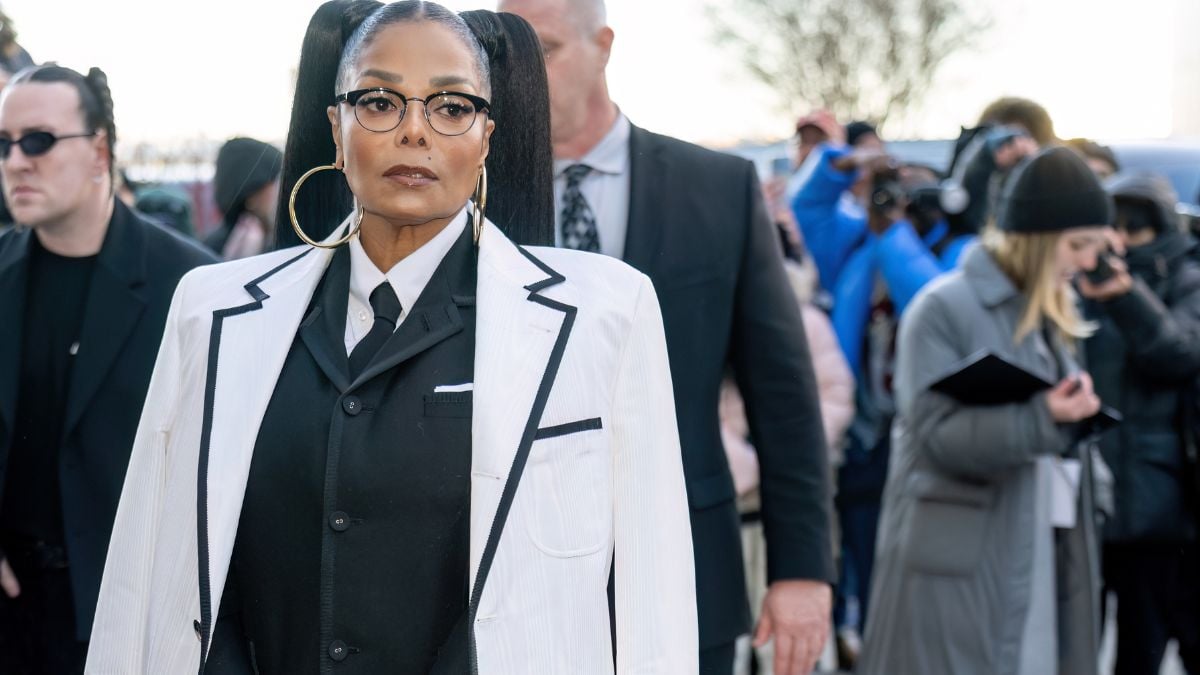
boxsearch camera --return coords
[870,163,970,219]
[1086,253,1117,285]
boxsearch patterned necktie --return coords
[560,163,600,252]
[349,282,402,379]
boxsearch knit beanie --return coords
[213,137,283,225]
[996,146,1113,233]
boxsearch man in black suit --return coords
[501,1,835,672]
[0,65,216,673]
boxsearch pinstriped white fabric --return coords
[86,218,697,674]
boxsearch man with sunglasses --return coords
[0,64,215,674]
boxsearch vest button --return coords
[342,396,362,416]
[328,639,349,661]
[329,511,351,532]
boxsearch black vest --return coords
[218,226,477,675]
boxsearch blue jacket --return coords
[791,145,974,377]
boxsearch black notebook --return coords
[929,350,1122,438]
[930,350,1052,406]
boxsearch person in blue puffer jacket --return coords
[790,139,976,667]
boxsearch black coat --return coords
[0,201,216,639]
[1086,228,1200,543]
[623,126,834,647]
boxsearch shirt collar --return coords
[554,112,631,178]
[347,206,469,318]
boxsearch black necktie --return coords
[560,163,600,252]
[349,282,402,379]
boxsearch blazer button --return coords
[329,511,351,532]
[193,619,202,641]
[342,396,362,416]
[328,639,349,661]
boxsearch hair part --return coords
[336,1,491,97]
[981,224,1095,345]
[8,64,117,184]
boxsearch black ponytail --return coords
[12,64,118,185]
[274,0,382,249]
[462,11,554,247]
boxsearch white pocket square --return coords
[434,383,474,393]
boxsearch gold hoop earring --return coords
[472,166,487,246]
[289,164,362,248]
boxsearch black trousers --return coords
[0,549,88,675]
[700,641,736,675]
[1105,541,1200,675]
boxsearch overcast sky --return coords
[2,0,1186,150]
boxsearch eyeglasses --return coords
[0,131,96,160]
[334,88,490,137]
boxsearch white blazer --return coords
[85,220,698,674]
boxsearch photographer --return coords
[790,142,975,666]
[1079,172,1200,675]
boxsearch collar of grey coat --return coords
[0,201,151,441]
[192,213,577,673]
[961,243,1022,309]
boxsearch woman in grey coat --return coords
[858,147,1114,675]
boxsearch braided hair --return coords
[10,64,118,185]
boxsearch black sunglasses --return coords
[0,131,96,160]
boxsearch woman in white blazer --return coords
[85,3,697,673]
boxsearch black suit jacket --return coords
[623,125,834,647]
[0,201,217,639]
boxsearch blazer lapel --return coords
[299,245,352,392]
[196,241,333,661]
[0,229,31,445]
[63,203,147,437]
[469,223,576,626]
[621,125,668,275]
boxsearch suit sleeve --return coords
[85,273,190,674]
[733,164,836,585]
[896,290,1070,483]
[612,275,698,673]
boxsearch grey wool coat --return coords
[857,244,1101,675]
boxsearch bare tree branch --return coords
[709,0,989,130]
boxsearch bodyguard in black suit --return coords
[0,65,216,673]
[502,1,835,672]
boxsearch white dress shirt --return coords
[344,207,468,354]
[553,113,631,259]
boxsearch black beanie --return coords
[213,137,283,225]
[996,146,1113,233]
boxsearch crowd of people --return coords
[0,1,1197,674]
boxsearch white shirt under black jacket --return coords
[553,113,631,259]
[345,208,467,353]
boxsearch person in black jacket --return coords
[0,64,216,674]
[1079,172,1200,675]
[500,1,834,673]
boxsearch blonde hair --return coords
[981,225,1095,344]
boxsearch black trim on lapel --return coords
[621,126,668,274]
[466,244,574,674]
[196,248,313,675]
[62,202,149,437]
[0,228,31,447]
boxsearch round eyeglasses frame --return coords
[334,87,491,137]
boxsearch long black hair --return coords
[274,0,381,249]
[10,64,117,185]
[462,10,554,246]
[274,0,554,249]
